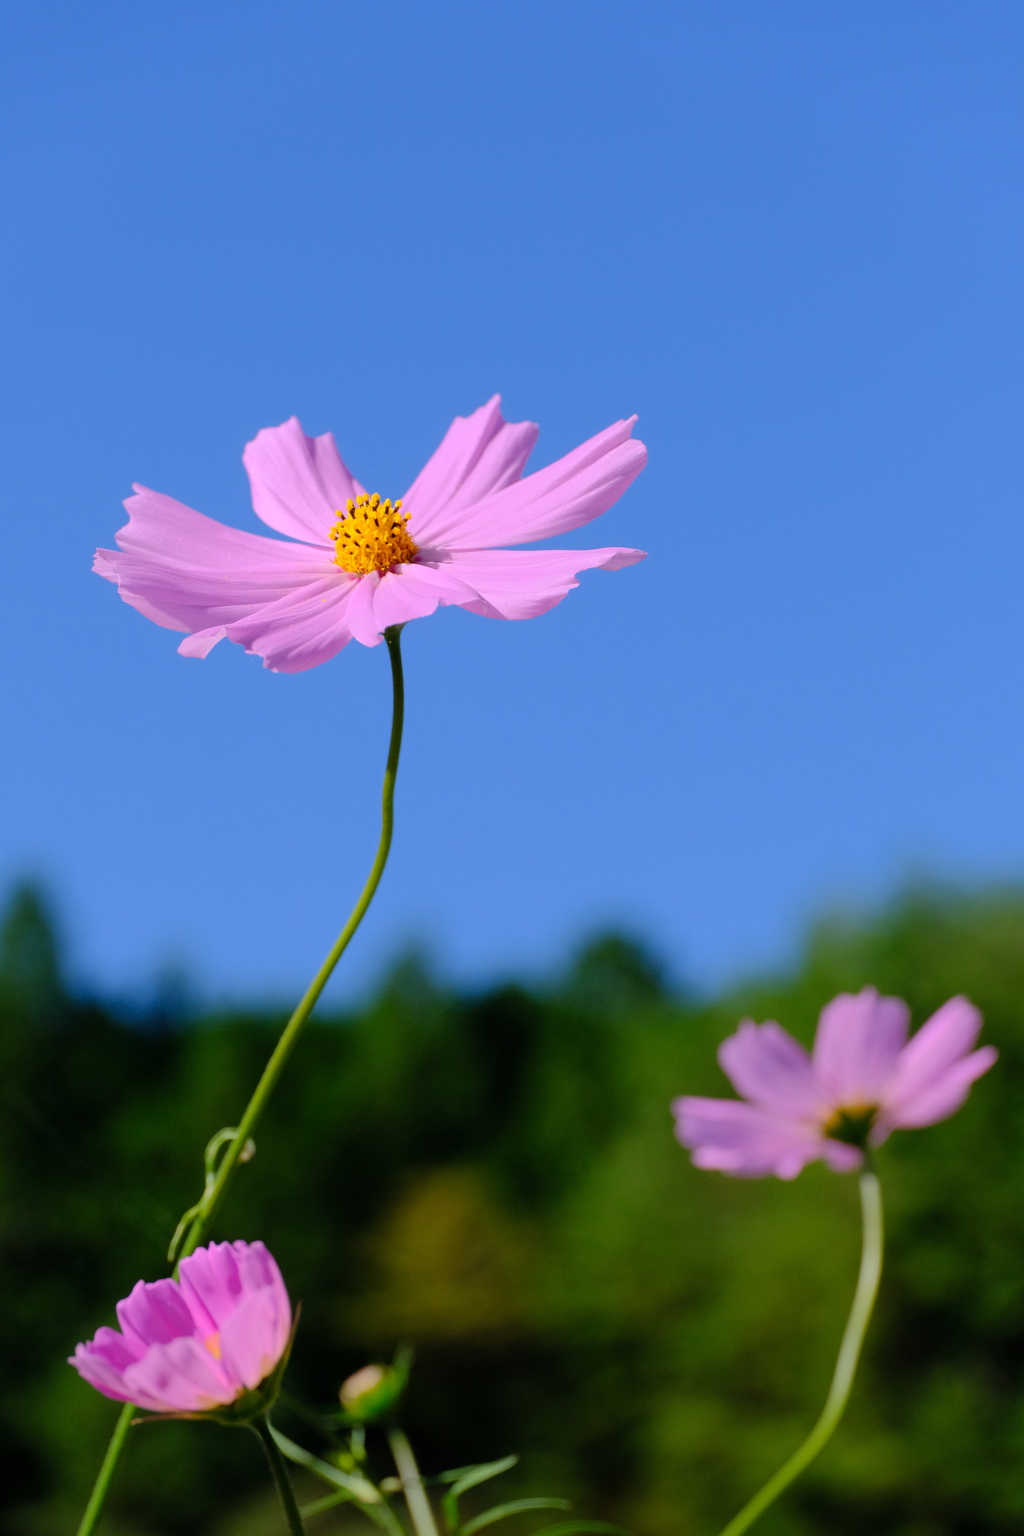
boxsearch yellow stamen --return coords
[204,1332,222,1359]
[329,493,418,575]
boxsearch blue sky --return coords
[2,1,1024,1004]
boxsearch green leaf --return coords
[463,1498,572,1534]
[449,1455,520,1498]
[435,1456,520,1487]
[441,1455,520,1536]
[270,1427,382,1504]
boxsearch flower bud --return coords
[338,1359,408,1423]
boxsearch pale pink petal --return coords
[434,546,645,621]
[243,417,363,544]
[235,1241,291,1357]
[178,626,228,658]
[811,988,910,1106]
[402,396,539,545]
[218,1289,289,1391]
[349,561,483,643]
[879,1044,998,1131]
[178,1241,243,1333]
[116,1278,197,1355]
[879,996,985,1119]
[69,1342,136,1403]
[122,1336,236,1413]
[82,1326,142,1369]
[672,1096,825,1179]
[218,576,358,673]
[411,419,646,550]
[97,488,335,639]
[821,1139,866,1172]
[718,1021,828,1118]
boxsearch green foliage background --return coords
[0,884,1021,1536]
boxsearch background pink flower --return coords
[674,986,997,1179]
[94,396,647,673]
[69,1241,291,1414]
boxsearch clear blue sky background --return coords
[2,1,1023,1005]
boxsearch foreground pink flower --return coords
[69,1241,291,1415]
[674,987,997,1179]
[94,397,647,673]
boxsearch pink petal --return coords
[218,1287,289,1391]
[178,1240,248,1332]
[401,396,540,546]
[718,1021,828,1118]
[811,988,910,1106]
[884,995,1000,1130]
[880,995,985,1115]
[820,1139,866,1172]
[122,1335,237,1413]
[82,1326,142,1370]
[115,1278,197,1355]
[96,488,335,643]
[235,1240,291,1352]
[344,562,483,647]
[880,1033,998,1131]
[672,1096,826,1179]
[410,418,647,550]
[433,546,645,621]
[217,575,358,673]
[243,417,364,544]
[69,1340,137,1403]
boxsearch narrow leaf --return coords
[450,1455,520,1498]
[270,1427,381,1503]
[463,1498,572,1534]
[436,1456,520,1487]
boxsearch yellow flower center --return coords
[330,494,418,575]
[204,1332,222,1359]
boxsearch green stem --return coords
[74,1401,133,1536]
[254,1417,307,1536]
[180,623,406,1258]
[716,1170,884,1536]
[388,1428,441,1536]
[74,627,406,1536]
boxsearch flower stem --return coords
[254,1417,307,1536]
[74,1400,134,1536]
[74,627,406,1536]
[715,1170,884,1536]
[388,1428,441,1536]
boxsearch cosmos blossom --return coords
[69,1241,291,1415]
[674,987,997,1179]
[93,397,647,673]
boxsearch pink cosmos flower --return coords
[93,397,647,673]
[69,1241,291,1414]
[673,987,997,1179]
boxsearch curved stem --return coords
[254,1417,307,1536]
[179,623,405,1259]
[74,627,406,1536]
[716,1170,884,1536]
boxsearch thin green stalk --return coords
[716,1170,884,1536]
[74,627,406,1536]
[389,1428,441,1536]
[74,1401,134,1536]
[254,1417,307,1536]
